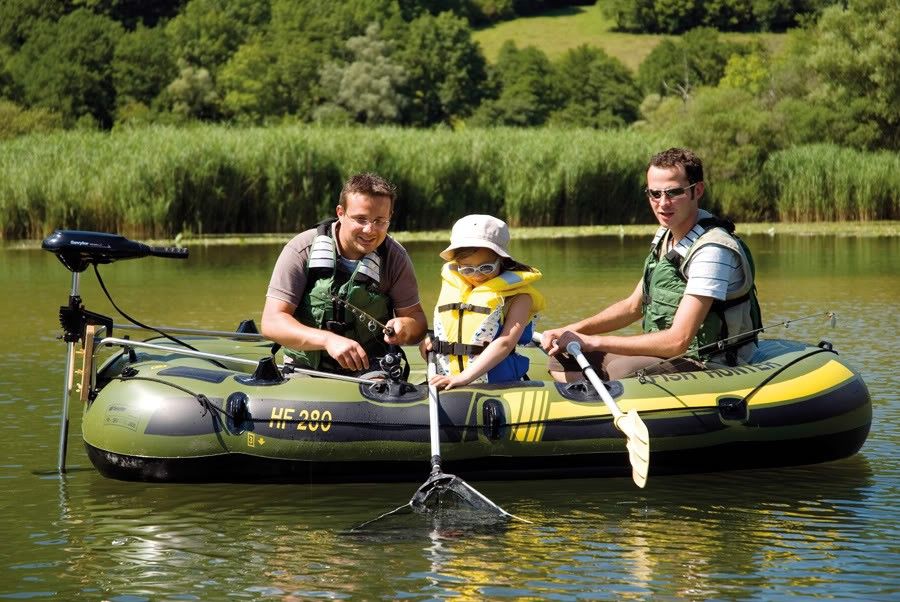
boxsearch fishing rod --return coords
[629,311,837,381]
[331,295,396,337]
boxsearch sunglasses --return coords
[454,259,501,276]
[644,182,700,200]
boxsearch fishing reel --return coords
[366,347,410,383]
[362,347,420,400]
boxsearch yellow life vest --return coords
[432,264,545,380]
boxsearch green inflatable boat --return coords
[43,230,872,484]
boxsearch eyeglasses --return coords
[454,259,501,276]
[644,182,700,201]
[347,216,391,229]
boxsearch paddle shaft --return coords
[566,340,624,420]
[427,352,442,471]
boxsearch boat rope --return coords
[738,343,836,407]
[629,311,837,382]
[93,264,229,370]
[631,343,839,420]
[114,373,234,420]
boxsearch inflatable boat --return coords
[43,230,872,484]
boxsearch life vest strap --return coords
[437,302,491,315]
[432,338,486,357]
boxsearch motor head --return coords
[42,230,188,272]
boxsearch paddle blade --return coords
[615,409,651,488]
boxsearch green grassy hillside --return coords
[472,2,785,72]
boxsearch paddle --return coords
[536,332,650,488]
[351,352,528,530]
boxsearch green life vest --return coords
[287,219,393,373]
[641,215,763,365]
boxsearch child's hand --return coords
[418,336,433,360]
[429,373,471,391]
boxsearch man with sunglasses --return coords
[262,173,427,375]
[541,147,762,381]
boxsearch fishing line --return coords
[628,311,837,382]
[93,264,228,369]
[331,295,396,336]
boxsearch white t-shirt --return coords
[683,244,746,301]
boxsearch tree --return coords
[8,9,123,127]
[0,0,66,50]
[166,0,270,77]
[317,23,407,125]
[637,27,746,97]
[266,0,406,121]
[166,61,220,119]
[70,0,188,28]
[807,0,900,149]
[469,42,558,126]
[398,11,487,126]
[605,0,834,33]
[113,25,177,108]
[720,51,770,96]
[550,45,642,128]
[218,38,283,122]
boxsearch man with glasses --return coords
[263,173,427,375]
[541,147,762,381]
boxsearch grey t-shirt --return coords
[266,226,421,311]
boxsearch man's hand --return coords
[324,332,369,372]
[383,317,407,346]
[540,327,568,355]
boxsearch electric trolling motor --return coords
[42,230,189,473]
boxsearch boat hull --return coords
[82,339,872,483]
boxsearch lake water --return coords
[1,233,897,600]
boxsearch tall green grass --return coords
[762,145,900,221]
[0,126,662,239]
[0,127,896,240]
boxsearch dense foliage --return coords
[0,0,897,234]
[603,0,835,33]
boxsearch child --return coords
[427,214,545,390]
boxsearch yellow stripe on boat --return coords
[509,389,551,442]
[524,359,857,418]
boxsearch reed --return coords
[1,127,896,240]
[0,126,663,239]
[762,145,900,222]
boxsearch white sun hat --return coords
[440,214,511,261]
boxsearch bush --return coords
[637,28,747,96]
[0,100,62,139]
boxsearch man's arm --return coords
[382,240,428,346]
[541,280,644,354]
[261,297,371,372]
[577,293,714,358]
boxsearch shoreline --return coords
[4,221,898,249]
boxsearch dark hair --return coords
[339,173,397,210]
[450,247,537,273]
[649,148,704,184]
